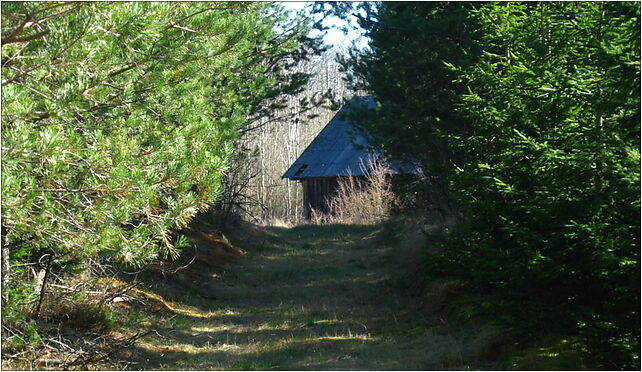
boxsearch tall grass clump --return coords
[312,158,399,225]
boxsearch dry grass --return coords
[267,217,295,229]
[94,219,526,370]
[1,280,140,370]
[312,157,399,225]
[4,212,574,370]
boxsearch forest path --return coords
[125,223,462,370]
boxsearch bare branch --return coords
[31,2,75,17]
[2,29,48,44]
[2,60,49,86]
[171,25,198,33]
[15,82,57,102]
[95,25,120,37]
[1,16,31,44]
[1,2,77,45]
[35,4,81,24]
[108,63,138,78]
[163,6,237,31]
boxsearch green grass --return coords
[103,220,599,370]
[1,218,611,370]
[113,222,429,369]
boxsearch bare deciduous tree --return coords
[229,47,354,223]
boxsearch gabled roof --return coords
[282,96,421,180]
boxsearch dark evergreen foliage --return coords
[341,1,640,368]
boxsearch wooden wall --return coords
[302,177,336,219]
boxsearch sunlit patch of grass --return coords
[190,324,246,333]
[107,278,240,319]
[310,319,340,326]
[505,336,597,370]
[256,321,293,331]
[309,334,375,342]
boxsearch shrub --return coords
[311,158,399,225]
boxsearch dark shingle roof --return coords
[282,96,421,180]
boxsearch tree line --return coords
[220,47,352,223]
[330,2,640,368]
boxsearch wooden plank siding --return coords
[302,177,338,219]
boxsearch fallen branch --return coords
[44,337,75,352]
[49,283,110,297]
[63,331,152,369]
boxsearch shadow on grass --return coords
[116,219,606,370]
[267,223,380,240]
[124,333,385,370]
[120,221,456,370]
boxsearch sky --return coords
[280,1,368,49]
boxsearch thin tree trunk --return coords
[34,254,54,319]
[1,240,9,305]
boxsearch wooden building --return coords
[282,96,421,219]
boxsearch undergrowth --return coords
[382,214,613,370]
[311,158,399,225]
[1,278,121,370]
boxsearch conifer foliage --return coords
[443,3,640,367]
[342,1,640,368]
[1,3,317,281]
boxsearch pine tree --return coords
[1,2,318,298]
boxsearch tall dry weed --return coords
[312,157,398,225]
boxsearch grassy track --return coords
[118,223,478,370]
[0,220,601,370]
